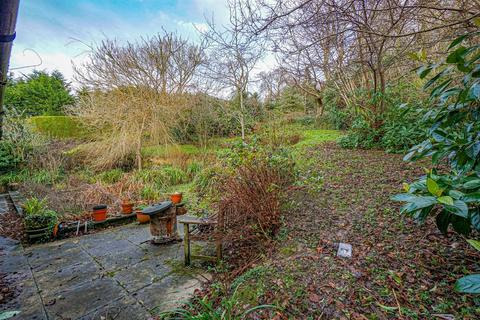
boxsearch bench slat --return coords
[178,216,217,225]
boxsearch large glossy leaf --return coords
[470,210,480,231]
[424,68,451,89]
[431,149,449,163]
[455,274,480,293]
[445,200,469,218]
[464,179,480,189]
[400,203,416,214]
[472,64,480,78]
[467,83,480,101]
[451,216,471,235]
[464,192,480,203]
[409,180,428,192]
[439,88,462,102]
[405,196,437,212]
[438,196,454,205]
[417,65,434,79]
[448,34,469,50]
[465,142,480,159]
[449,190,465,199]
[427,178,442,196]
[436,210,451,234]
[403,150,416,161]
[446,46,468,64]
[430,79,453,98]
[466,239,480,251]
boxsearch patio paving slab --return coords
[1,223,208,320]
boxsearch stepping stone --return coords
[337,243,352,258]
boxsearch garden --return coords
[0,1,479,319]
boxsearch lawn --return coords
[219,142,480,319]
[295,129,343,148]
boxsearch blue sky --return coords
[10,0,226,81]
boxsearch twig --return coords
[392,288,402,318]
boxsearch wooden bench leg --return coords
[184,223,191,266]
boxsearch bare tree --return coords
[239,0,480,125]
[72,32,205,170]
[200,0,265,140]
[74,31,205,94]
[258,68,288,105]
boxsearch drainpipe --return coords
[0,0,20,140]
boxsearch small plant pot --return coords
[136,210,150,224]
[170,192,183,204]
[92,205,108,222]
[121,201,134,214]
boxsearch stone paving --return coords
[0,194,9,215]
[0,224,210,320]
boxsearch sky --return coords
[9,0,229,83]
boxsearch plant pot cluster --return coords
[91,193,184,224]
[91,203,149,223]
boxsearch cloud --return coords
[8,0,262,86]
[10,48,88,85]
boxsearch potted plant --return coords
[170,192,183,204]
[23,197,58,242]
[92,205,108,222]
[121,199,134,214]
[135,204,150,224]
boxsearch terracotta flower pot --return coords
[92,205,107,222]
[121,201,134,214]
[136,209,150,224]
[170,192,183,204]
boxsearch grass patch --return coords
[295,129,342,148]
[142,144,202,158]
[96,168,124,184]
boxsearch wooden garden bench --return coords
[177,213,223,266]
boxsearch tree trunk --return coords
[316,96,324,119]
[304,93,307,115]
[378,64,386,113]
[136,116,146,170]
[136,141,143,171]
[239,89,245,141]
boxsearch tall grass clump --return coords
[159,283,277,319]
[97,168,124,184]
